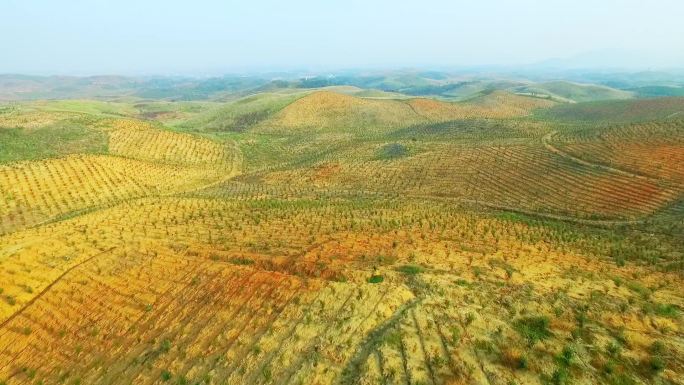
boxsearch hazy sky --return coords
[2,0,683,75]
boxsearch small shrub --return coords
[519,355,529,369]
[606,341,621,357]
[514,315,552,347]
[261,366,272,381]
[450,326,461,344]
[368,275,384,284]
[551,367,570,385]
[161,370,172,381]
[649,355,665,372]
[464,312,476,326]
[650,340,665,355]
[575,310,588,328]
[229,257,254,266]
[501,347,527,369]
[430,355,447,368]
[159,338,172,354]
[625,281,650,298]
[653,303,679,318]
[556,345,574,367]
[376,143,409,160]
[396,265,422,275]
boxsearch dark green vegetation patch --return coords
[514,315,552,346]
[396,264,423,275]
[367,275,384,283]
[376,143,409,160]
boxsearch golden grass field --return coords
[0,91,682,385]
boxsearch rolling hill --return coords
[0,81,682,385]
[512,81,634,102]
[538,97,684,122]
[260,90,555,132]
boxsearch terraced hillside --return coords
[548,120,684,185]
[0,90,682,385]
[0,113,241,234]
[260,90,555,132]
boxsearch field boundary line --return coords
[0,247,116,330]
[542,130,669,185]
[338,296,421,385]
[5,139,243,236]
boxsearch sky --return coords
[2,0,683,75]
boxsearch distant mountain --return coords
[511,81,634,103]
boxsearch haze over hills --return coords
[2,69,684,102]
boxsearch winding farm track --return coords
[0,140,244,332]
[14,139,244,235]
[0,247,116,329]
[390,193,643,226]
[338,296,422,385]
[542,130,662,183]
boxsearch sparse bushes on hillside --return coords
[514,315,552,347]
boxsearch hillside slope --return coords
[263,90,555,132]
[513,81,634,102]
[0,91,682,385]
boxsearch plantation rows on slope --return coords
[0,196,681,385]
[550,120,684,185]
[0,118,241,234]
[0,91,682,385]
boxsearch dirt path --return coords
[455,197,643,226]
[541,131,661,183]
[337,296,421,385]
[0,247,116,330]
[14,139,244,234]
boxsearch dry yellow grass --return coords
[265,90,555,132]
[106,119,236,166]
[0,94,682,385]
[0,120,241,234]
[263,141,678,219]
[267,91,424,131]
[0,196,681,384]
[0,110,79,129]
[0,155,228,234]
[409,91,556,121]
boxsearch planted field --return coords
[550,120,684,185]
[105,119,238,166]
[540,97,684,123]
[262,90,555,133]
[0,155,230,234]
[0,195,682,385]
[0,89,682,385]
[260,135,678,220]
[0,118,240,234]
